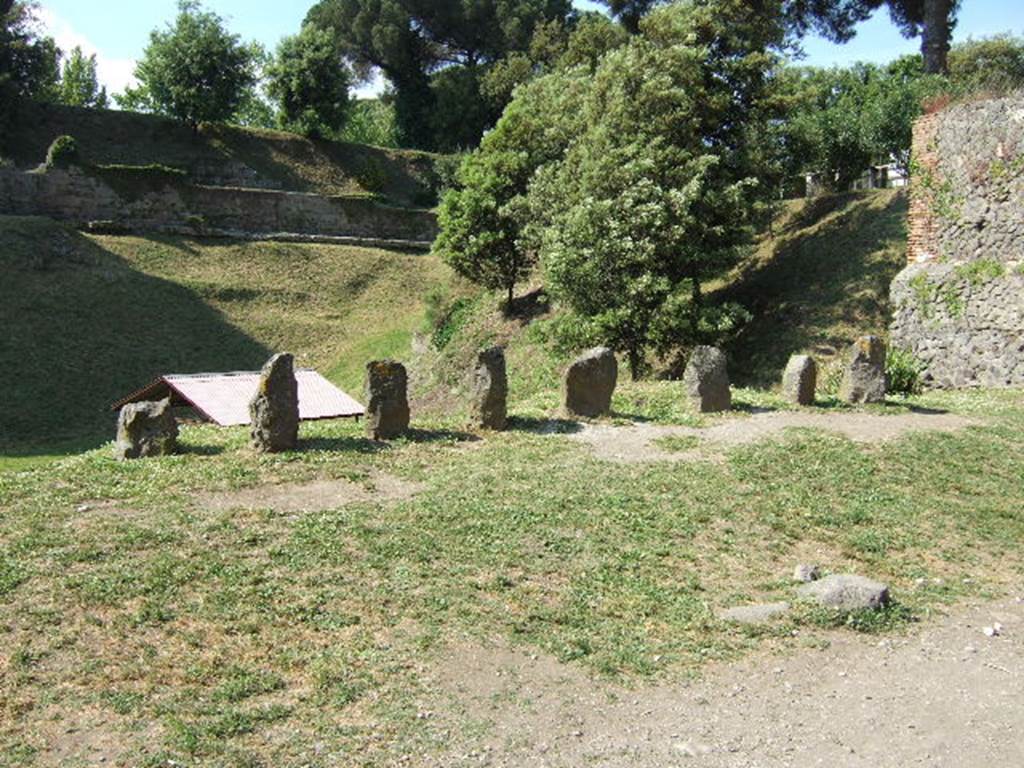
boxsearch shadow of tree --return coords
[506,416,583,435]
[404,428,481,444]
[0,219,271,455]
[300,435,390,454]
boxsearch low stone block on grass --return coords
[840,336,887,404]
[782,355,817,406]
[470,347,508,430]
[683,346,731,413]
[797,574,890,611]
[564,347,618,418]
[114,398,178,460]
[250,352,299,453]
[366,360,410,440]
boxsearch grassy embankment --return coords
[2,101,441,208]
[0,216,451,468]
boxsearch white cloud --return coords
[36,5,138,96]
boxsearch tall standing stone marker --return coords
[471,347,508,430]
[250,353,300,453]
[366,360,410,440]
[683,346,731,413]
[564,347,618,418]
[114,398,178,460]
[840,336,887,404]
[782,354,817,406]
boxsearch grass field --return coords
[1,385,1022,766]
[0,216,451,462]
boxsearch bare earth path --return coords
[570,409,976,463]
[425,599,1024,767]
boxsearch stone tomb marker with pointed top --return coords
[250,353,300,453]
[471,346,508,430]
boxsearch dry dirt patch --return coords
[570,410,977,463]
[196,471,424,513]
[421,599,1024,767]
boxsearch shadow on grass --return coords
[720,191,909,389]
[404,428,481,444]
[301,435,390,454]
[507,416,583,434]
[177,443,227,457]
[0,219,272,455]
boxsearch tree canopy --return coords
[58,46,108,109]
[0,0,59,107]
[305,0,572,149]
[117,0,262,131]
[266,25,352,138]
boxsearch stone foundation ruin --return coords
[890,92,1024,388]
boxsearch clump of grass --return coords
[653,434,700,452]
[886,347,926,397]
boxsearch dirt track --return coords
[425,598,1024,767]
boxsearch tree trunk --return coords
[506,283,514,311]
[920,0,953,75]
[628,347,642,381]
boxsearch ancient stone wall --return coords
[0,167,437,243]
[891,92,1024,388]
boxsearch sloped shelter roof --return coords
[113,370,364,426]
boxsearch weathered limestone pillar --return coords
[683,346,731,413]
[250,353,300,453]
[840,336,887,404]
[782,354,817,406]
[114,398,178,460]
[564,347,617,418]
[471,347,508,430]
[365,360,410,440]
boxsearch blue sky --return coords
[37,0,1022,98]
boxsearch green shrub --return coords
[355,156,388,194]
[886,347,925,396]
[45,135,80,168]
[431,297,475,350]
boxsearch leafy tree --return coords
[266,24,351,138]
[598,0,960,74]
[948,34,1024,93]
[481,13,627,107]
[0,0,59,106]
[597,0,880,39]
[434,69,591,307]
[340,99,399,147]
[117,1,262,132]
[58,46,108,108]
[306,0,572,149]
[536,0,784,377]
[782,57,943,189]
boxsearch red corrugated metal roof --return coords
[112,370,364,426]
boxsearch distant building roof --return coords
[112,370,364,426]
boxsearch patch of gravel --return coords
[196,471,424,513]
[569,410,977,463]
[421,599,1024,767]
